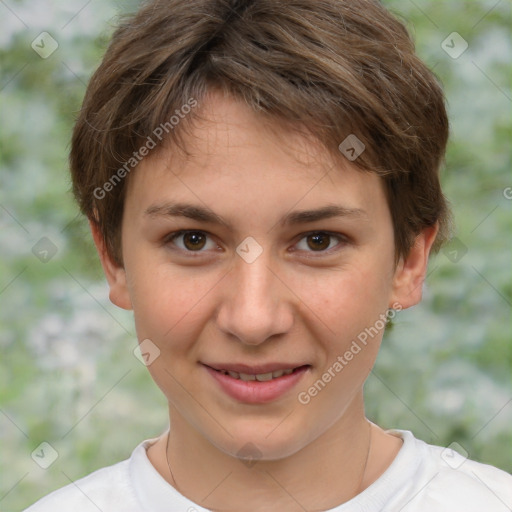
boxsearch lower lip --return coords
[203,365,310,404]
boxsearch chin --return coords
[209,420,311,463]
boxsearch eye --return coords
[165,230,218,254]
[164,230,348,257]
[294,231,347,255]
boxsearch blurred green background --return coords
[0,0,510,510]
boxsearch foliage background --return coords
[0,0,510,510]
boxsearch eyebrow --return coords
[144,202,367,229]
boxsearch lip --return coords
[202,363,310,404]
[204,362,307,375]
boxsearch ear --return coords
[89,219,132,310]
[389,224,438,310]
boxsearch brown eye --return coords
[306,233,331,251]
[182,232,207,251]
[294,231,346,255]
[166,231,216,253]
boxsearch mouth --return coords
[202,363,311,404]
[203,362,310,379]
[211,366,305,381]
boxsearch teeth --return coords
[218,368,297,381]
[239,373,256,381]
[255,372,273,382]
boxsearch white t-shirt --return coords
[24,429,512,511]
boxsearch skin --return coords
[92,88,438,511]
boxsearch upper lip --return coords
[202,362,309,375]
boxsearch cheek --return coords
[128,267,219,398]
[128,262,217,347]
[293,267,391,431]
[302,264,392,343]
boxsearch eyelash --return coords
[163,230,348,258]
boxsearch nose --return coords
[215,246,294,346]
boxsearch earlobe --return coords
[89,219,133,311]
[390,224,439,310]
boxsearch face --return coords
[95,90,435,461]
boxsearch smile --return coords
[202,364,310,404]
[214,368,295,381]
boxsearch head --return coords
[71,0,450,460]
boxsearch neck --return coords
[148,393,394,511]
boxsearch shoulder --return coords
[23,458,138,512]
[396,431,512,511]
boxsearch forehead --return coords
[124,90,388,223]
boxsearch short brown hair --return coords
[70,0,451,267]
